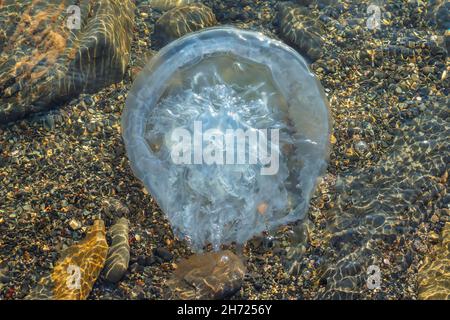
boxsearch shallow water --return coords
[0,0,448,301]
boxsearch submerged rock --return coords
[276,2,325,62]
[103,218,130,283]
[418,223,450,300]
[0,0,135,124]
[149,0,199,11]
[123,27,331,250]
[26,220,109,300]
[154,3,217,47]
[167,250,246,299]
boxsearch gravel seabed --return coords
[0,0,448,300]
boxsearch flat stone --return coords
[167,250,246,300]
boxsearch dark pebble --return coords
[145,255,156,266]
[0,275,10,283]
[253,282,263,291]
[83,96,94,107]
[130,262,144,273]
[137,255,146,266]
[153,247,173,262]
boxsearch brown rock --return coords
[167,250,246,300]
[26,220,109,300]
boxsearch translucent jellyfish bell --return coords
[122,27,331,251]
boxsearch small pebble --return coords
[69,219,82,231]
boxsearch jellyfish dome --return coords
[122,27,331,250]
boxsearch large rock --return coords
[276,2,324,62]
[26,220,109,300]
[154,3,217,47]
[149,0,200,11]
[167,250,246,300]
[103,218,130,283]
[0,0,135,124]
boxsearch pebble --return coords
[145,256,156,266]
[354,141,369,155]
[137,255,147,266]
[153,247,173,262]
[69,219,82,231]
[0,269,10,284]
[431,214,440,223]
[429,231,440,243]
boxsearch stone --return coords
[26,220,109,300]
[137,255,147,266]
[276,2,325,62]
[123,27,331,251]
[418,223,450,300]
[103,218,130,283]
[149,0,200,11]
[0,0,135,124]
[0,268,9,284]
[167,250,246,299]
[154,247,173,262]
[69,219,81,231]
[154,3,217,47]
[296,0,315,6]
[145,255,156,266]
